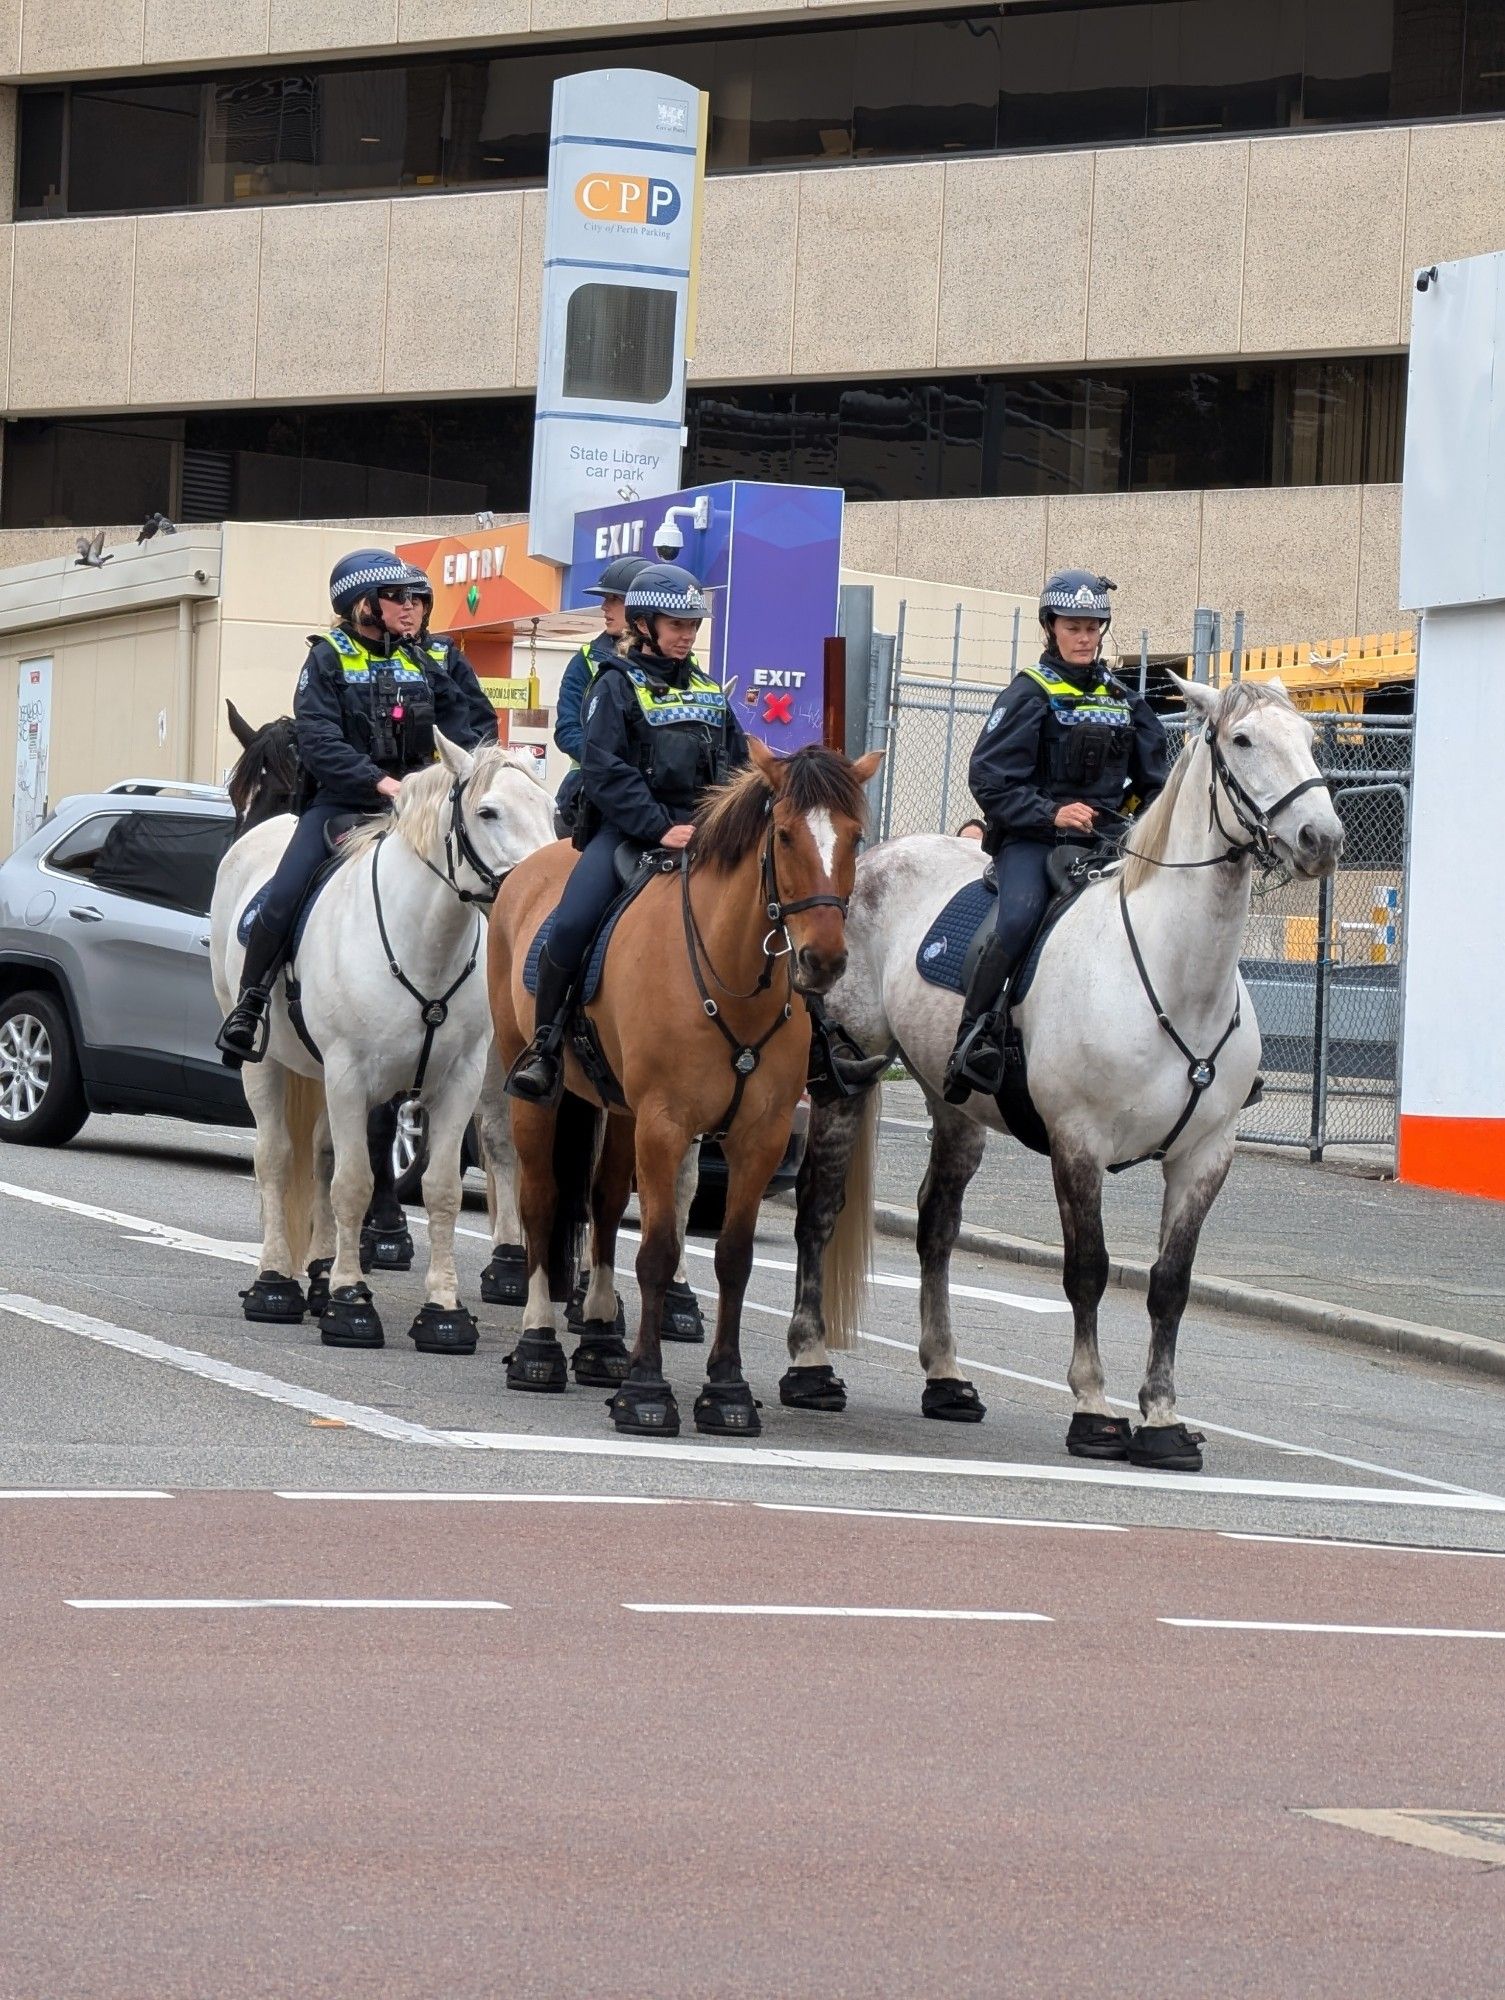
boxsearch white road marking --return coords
[756,1502,1125,1532]
[67,1598,509,1611]
[0,1489,172,1500]
[0,1180,257,1264]
[1161,1618,1505,1639]
[624,1603,1049,1622]
[275,1492,688,1506]
[0,1293,456,1447]
[1220,1532,1505,1558]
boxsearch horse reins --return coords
[678,811,847,1139]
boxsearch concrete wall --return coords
[4,120,1505,415]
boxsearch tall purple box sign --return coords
[567,480,844,751]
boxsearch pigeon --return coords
[136,511,177,543]
[73,530,112,569]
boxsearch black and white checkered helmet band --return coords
[1040,571,1114,621]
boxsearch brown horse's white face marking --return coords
[750,741,883,995]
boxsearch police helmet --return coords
[585,554,650,600]
[329,547,413,616]
[402,563,433,601]
[624,562,710,622]
[1039,569,1115,627]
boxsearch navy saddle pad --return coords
[237,852,341,957]
[915,878,994,995]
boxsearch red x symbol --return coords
[761,691,795,725]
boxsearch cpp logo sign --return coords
[575,174,682,227]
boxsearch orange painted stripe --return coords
[1398,1115,1505,1202]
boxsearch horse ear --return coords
[852,749,883,784]
[435,730,475,783]
[1165,671,1219,721]
[226,699,256,749]
[746,737,786,792]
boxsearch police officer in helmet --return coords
[215,547,498,1067]
[508,562,745,1102]
[553,554,652,834]
[942,569,1170,1103]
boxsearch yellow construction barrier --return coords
[1189,630,1416,713]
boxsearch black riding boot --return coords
[216,915,285,1069]
[505,948,576,1104]
[804,996,889,1105]
[942,932,1015,1104]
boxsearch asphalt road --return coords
[3,1114,1504,1997]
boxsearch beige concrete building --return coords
[0,1,1499,656]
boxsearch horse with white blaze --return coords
[785,677,1344,1472]
[210,736,555,1352]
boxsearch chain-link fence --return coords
[868,612,1411,1162]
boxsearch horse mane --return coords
[342,745,543,863]
[226,714,299,830]
[1120,679,1296,893]
[690,745,869,872]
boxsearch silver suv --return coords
[0,783,246,1145]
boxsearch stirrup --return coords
[215,990,271,1067]
[504,1036,563,1105]
[807,1024,888,1105]
[943,1015,1005,1101]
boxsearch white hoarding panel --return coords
[1399,251,1505,612]
[528,69,706,565]
[13,655,51,849]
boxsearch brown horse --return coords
[487,738,880,1438]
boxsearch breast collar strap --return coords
[371,830,483,1105]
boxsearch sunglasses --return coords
[376,586,420,606]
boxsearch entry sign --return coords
[528,69,707,565]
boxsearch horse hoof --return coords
[693,1379,762,1436]
[778,1364,847,1413]
[662,1279,705,1344]
[480,1242,528,1308]
[1128,1422,1205,1473]
[608,1373,680,1437]
[921,1378,986,1423]
[240,1270,306,1324]
[1066,1412,1133,1460]
[505,1330,568,1394]
[304,1258,333,1319]
[319,1284,384,1348]
[360,1222,414,1274]
[570,1324,631,1387]
[409,1301,479,1356]
[566,1278,625,1338]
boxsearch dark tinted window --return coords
[563,285,678,404]
[67,82,202,212]
[17,89,64,215]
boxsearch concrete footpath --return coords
[861,1079,1505,1378]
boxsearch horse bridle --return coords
[1115,721,1329,876]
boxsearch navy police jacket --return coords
[578,648,749,848]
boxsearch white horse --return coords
[210,737,556,1351]
[784,677,1344,1471]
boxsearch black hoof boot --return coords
[778,1363,847,1413]
[480,1242,528,1307]
[571,1323,632,1387]
[505,1329,568,1394]
[319,1283,384,1348]
[409,1301,479,1356]
[662,1279,705,1344]
[1128,1422,1205,1473]
[921,1377,987,1423]
[693,1378,762,1437]
[608,1371,680,1437]
[360,1221,414,1273]
[566,1275,625,1338]
[1066,1412,1133,1460]
[240,1269,306,1324]
[304,1257,333,1319]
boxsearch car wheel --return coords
[0,990,88,1147]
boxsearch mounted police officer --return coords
[508,562,745,1103]
[942,569,1170,1103]
[553,553,652,835]
[215,547,498,1068]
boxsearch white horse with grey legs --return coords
[784,677,1344,1471]
[210,737,556,1350]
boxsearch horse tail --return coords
[822,1083,880,1352]
[283,1070,326,1272]
[548,1090,601,1301]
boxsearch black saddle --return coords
[958,840,1100,998]
[322,811,360,856]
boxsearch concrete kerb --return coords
[862,1201,1505,1384]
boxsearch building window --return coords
[0,358,1406,532]
[15,2,1505,220]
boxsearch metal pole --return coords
[1192,607,1212,683]
[1210,610,1222,685]
[1230,609,1245,681]
[881,600,906,841]
[1010,605,1021,681]
[1138,628,1149,696]
[1309,868,1335,1160]
[867,633,896,831]
[936,600,963,834]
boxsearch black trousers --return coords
[548,828,623,976]
[990,839,1053,964]
[253,797,356,955]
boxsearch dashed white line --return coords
[0,1489,173,1500]
[1219,1531,1505,1558]
[1161,1617,1505,1640]
[275,1491,686,1506]
[754,1502,1124,1532]
[67,1598,509,1612]
[623,1603,1050,1622]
